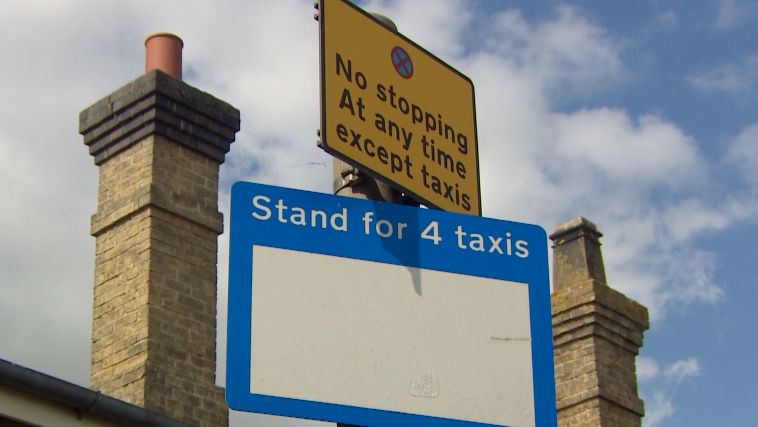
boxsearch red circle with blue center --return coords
[391,46,413,79]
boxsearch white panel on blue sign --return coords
[227,182,557,427]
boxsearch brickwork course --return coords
[551,217,649,427]
[80,69,240,427]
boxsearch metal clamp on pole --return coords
[333,170,362,194]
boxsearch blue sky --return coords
[0,1,756,426]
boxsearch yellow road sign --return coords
[319,0,481,215]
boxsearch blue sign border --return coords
[227,182,557,427]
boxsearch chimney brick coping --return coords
[79,70,240,165]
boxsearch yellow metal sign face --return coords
[320,0,480,215]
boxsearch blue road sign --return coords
[227,182,557,427]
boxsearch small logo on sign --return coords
[409,373,439,398]
[391,46,413,79]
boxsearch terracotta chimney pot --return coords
[145,33,183,80]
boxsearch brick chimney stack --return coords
[550,217,649,426]
[79,33,240,426]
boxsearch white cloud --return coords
[688,55,758,97]
[552,110,699,185]
[640,356,701,427]
[715,0,756,30]
[717,0,742,29]
[0,0,126,385]
[644,393,676,427]
[663,199,732,242]
[482,6,624,96]
[637,356,660,381]
[362,0,474,60]
[664,357,701,382]
[726,123,758,189]
[656,10,679,30]
[457,6,732,318]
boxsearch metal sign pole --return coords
[331,13,416,207]
[329,10,413,427]
[332,12,410,427]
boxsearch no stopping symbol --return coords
[391,46,413,78]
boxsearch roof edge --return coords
[0,358,190,427]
